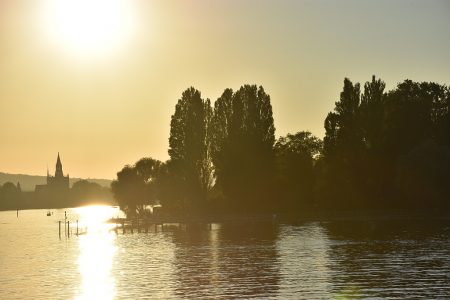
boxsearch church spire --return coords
[55,152,64,178]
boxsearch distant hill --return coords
[0,172,112,191]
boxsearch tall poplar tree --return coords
[211,85,275,212]
[168,87,213,214]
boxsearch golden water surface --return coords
[0,206,449,299]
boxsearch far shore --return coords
[0,202,116,213]
[3,206,449,222]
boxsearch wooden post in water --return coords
[122,220,125,234]
[59,221,61,237]
[76,220,79,236]
[67,221,70,237]
[130,220,134,234]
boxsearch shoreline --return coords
[3,206,449,222]
[103,209,450,223]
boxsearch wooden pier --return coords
[58,216,215,237]
[58,219,88,238]
[109,217,214,234]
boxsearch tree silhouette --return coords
[322,78,364,208]
[168,87,213,214]
[211,85,275,212]
[275,131,322,212]
[110,78,450,216]
[360,76,386,152]
[0,182,22,210]
[319,76,450,210]
[359,76,388,206]
[111,157,162,217]
[71,180,109,205]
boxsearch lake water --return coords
[0,207,449,299]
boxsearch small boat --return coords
[46,211,51,216]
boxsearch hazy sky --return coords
[1,0,449,179]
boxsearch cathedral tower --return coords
[45,153,69,190]
[55,152,64,178]
[35,153,70,195]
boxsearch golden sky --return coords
[1,0,449,179]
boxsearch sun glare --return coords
[40,0,136,60]
[74,205,119,231]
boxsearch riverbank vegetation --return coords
[110,76,449,217]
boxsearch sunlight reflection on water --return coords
[76,231,116,300]
[73,205,119,233]
[74,206,119,300]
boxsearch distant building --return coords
[35,153,70,192]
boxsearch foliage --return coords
[322,78,365,208]
[0,182,22,210]
[274,131,322,212]
[70,180,111,205]
[111,157,162,217]
[320,76,450,210]
[396,140,450,209]
[167,87,213,214]
[211,85,276,212]
[112,78,450,216]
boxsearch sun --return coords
[40,0,136,60]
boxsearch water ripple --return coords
[0,209,449,299]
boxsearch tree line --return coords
[112,77,450,217]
